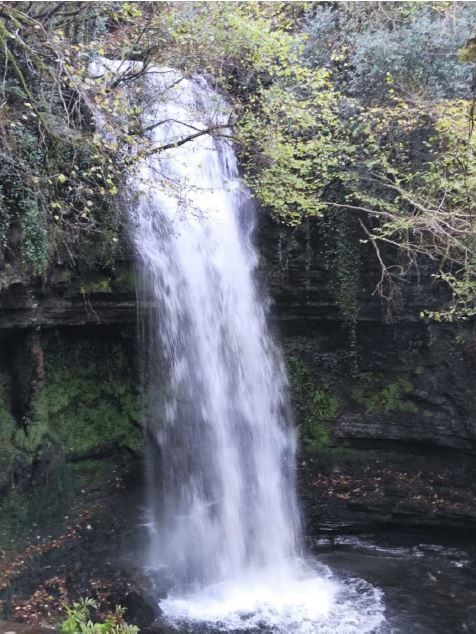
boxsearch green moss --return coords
[0,488,30,551]
[0,337,142,534]
[302,388,341,451]
[0,375,16,487]
[55,268,74,284]
[287,356,314,415]
[313,445,368,463]
[0,339,142,554]
[0,461,113,561]
[70,457,118,482]
[11,340,142,462]
[352,374,417,414]
[79,276,112,294]
[111,267,136,293]
[287,357,341,451]
[78,267,135,295]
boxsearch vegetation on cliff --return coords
[0,1,474,319]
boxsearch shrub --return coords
[60,598,139,634]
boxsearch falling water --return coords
[135,71,300,580]
[119,64,386,632]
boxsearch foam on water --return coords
[161,564,385,633]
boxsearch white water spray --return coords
[119,64,386,632]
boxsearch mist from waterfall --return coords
[123,65,386,632]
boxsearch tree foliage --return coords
[305,2,474,101]
[0,2,131,278]
[301,2,475,319]
[0,1,474,319]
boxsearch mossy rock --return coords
[352,374,417,414]
[0,374,17,489]
[111,266,136,293]
[301,388,341,451]
[2,338,142,472]
[287,356,342,451]
[20,340,143,457]
[0,335,143,555]
[79,276,113,295]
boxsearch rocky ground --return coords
[0,457,158,632]
[299,450,476,535]
[1,447,476,632]
[0,622,54,632]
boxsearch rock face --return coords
[258,213,476,531]
[0,214,475,536]
[0,265,141,545]
[0,265,136,330]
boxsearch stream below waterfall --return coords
[145,531,476,633]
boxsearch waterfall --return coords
[115,64,386,632]
[135,68,300,585]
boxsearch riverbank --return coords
[1,463,476,633]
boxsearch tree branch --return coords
[143,124,233,157]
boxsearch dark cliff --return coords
[0,213,475,536]
[259,213,476,532]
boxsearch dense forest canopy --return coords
[0,1,474,320]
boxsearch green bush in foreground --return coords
[60,598,139,634]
